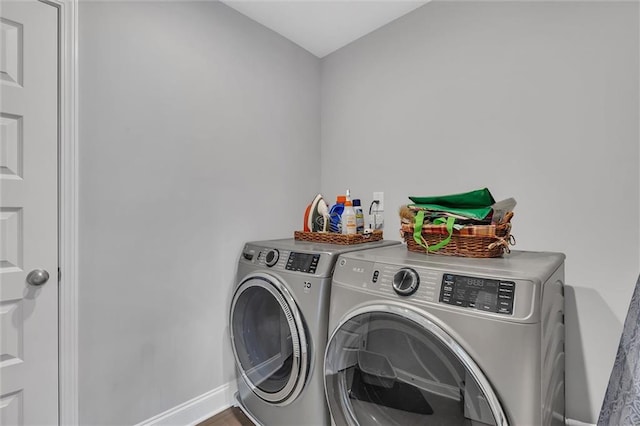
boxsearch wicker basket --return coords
[294,230,383,245]
[401,212,514,258]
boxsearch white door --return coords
[0,1,59,424]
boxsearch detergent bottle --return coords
[329,195,346,233]
[341,200,357,235]
[352,199,365,234]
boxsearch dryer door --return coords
[324,305,508,426]
[230,273,309,405]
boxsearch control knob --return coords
[265,249,279,267]
[392,268,420,296]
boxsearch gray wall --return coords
[78,1,639,424]
[78,2,320,424]
[321,1,639,424]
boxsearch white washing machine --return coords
[324,245,565,426]
[229,238,399,426]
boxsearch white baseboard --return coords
[566,419,596,426]
[135,382,237,426]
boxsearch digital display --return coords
[286,252,320,274]
[440,274,515,315]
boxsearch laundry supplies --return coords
[400,188,516,257]
[341,200,357,235]
[295,190,385,244]
[328,195,346,233]
[352,199,365,234]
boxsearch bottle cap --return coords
[344,200,353,206]
[336,195,346,203]
[352,199,361,207]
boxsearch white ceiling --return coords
[220,0,430,58]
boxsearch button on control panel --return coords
[440,274,516,315]
[496,281,515,315]
[265,249,279,267]
[242,251,254,261]
[392,268,420,296]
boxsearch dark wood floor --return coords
[197,406,254,426]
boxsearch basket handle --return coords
[413,211,455,252]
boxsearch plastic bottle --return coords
[341,200,357,235]
[329,195,346,233]
[352,199,365,234]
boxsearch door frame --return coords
[38,0,79,424]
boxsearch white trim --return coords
[135,382,238,426]
[44,0,79,424]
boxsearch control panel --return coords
[332,257,536,320]
[286,252,320,274]
[440,274,515,315]
[243,244,326,275]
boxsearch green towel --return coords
[409,188,495,221]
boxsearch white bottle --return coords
[353,199,365,234]
[341,200,357,235]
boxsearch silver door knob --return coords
[26,269,49,286]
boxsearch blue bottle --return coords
[329,195,346,233]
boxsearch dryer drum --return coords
[348,366,435,415]
[324,308,507,426]
[230,274,309,405]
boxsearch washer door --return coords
[230,273,309,405]
[324,304,508,426]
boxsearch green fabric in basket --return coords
[409,188,496,220]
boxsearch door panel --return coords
[0,1,59,425]
[325,308,507,426]
[230,274,309,405]
[0,17,23,87]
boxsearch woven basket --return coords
[401,212,514,258]
[294,230,383,245]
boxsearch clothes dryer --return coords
[324,245,565,426]
[230,238,399,426]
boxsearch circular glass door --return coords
[230,273,309,405]
[324,305,508,426]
